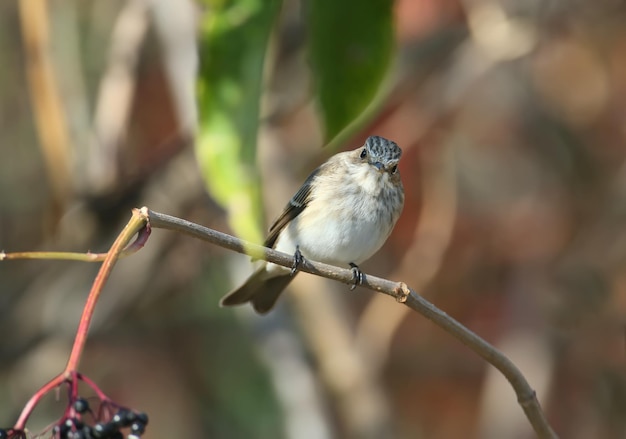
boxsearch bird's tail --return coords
[220,268,295,314]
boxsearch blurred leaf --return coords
[196,0,282,243]
[308,0,394,143]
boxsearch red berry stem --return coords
[77,372,110,402]
[13,374,67,430]
[12,208,151,432]
[64,208,149,373]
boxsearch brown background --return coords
[1,0,626,438]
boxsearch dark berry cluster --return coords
[3,376,148,439]
[88,408,149,439]
[0,428,26,439]
[33,398,148,439]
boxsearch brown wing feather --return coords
[264,167,321,248]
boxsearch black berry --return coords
[92,423,114,439]
[74,397,90,414]
[71,430,87,439]
[135,412,148,426]
[112,409,134,428]
[130,422,145,435]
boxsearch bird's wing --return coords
[264,167,321,248]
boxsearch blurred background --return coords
[1,0,626,438]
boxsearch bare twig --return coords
[0,227,150,262]
[3,207,556,437]
[145,208,557,439]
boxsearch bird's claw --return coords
[349,262,363,290]
[291,245,304,276]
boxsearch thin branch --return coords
[147,209,401,293]
[146,208,557,439]
[0,227,150,262]
[401,290,554,438]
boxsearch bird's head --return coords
[358,135,402,175]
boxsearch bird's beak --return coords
[373,162,384,171]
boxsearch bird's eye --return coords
[360,148,367,159]
[390,165,398,174]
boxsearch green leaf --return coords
[196,0,282,243]
[308,0,395,144]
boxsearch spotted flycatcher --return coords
[220,135,404,314]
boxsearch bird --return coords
[220,135,404,314]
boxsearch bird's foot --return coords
[291,245,304,276]
[349,262,363,290]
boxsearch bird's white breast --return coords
[273,159,402,267]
